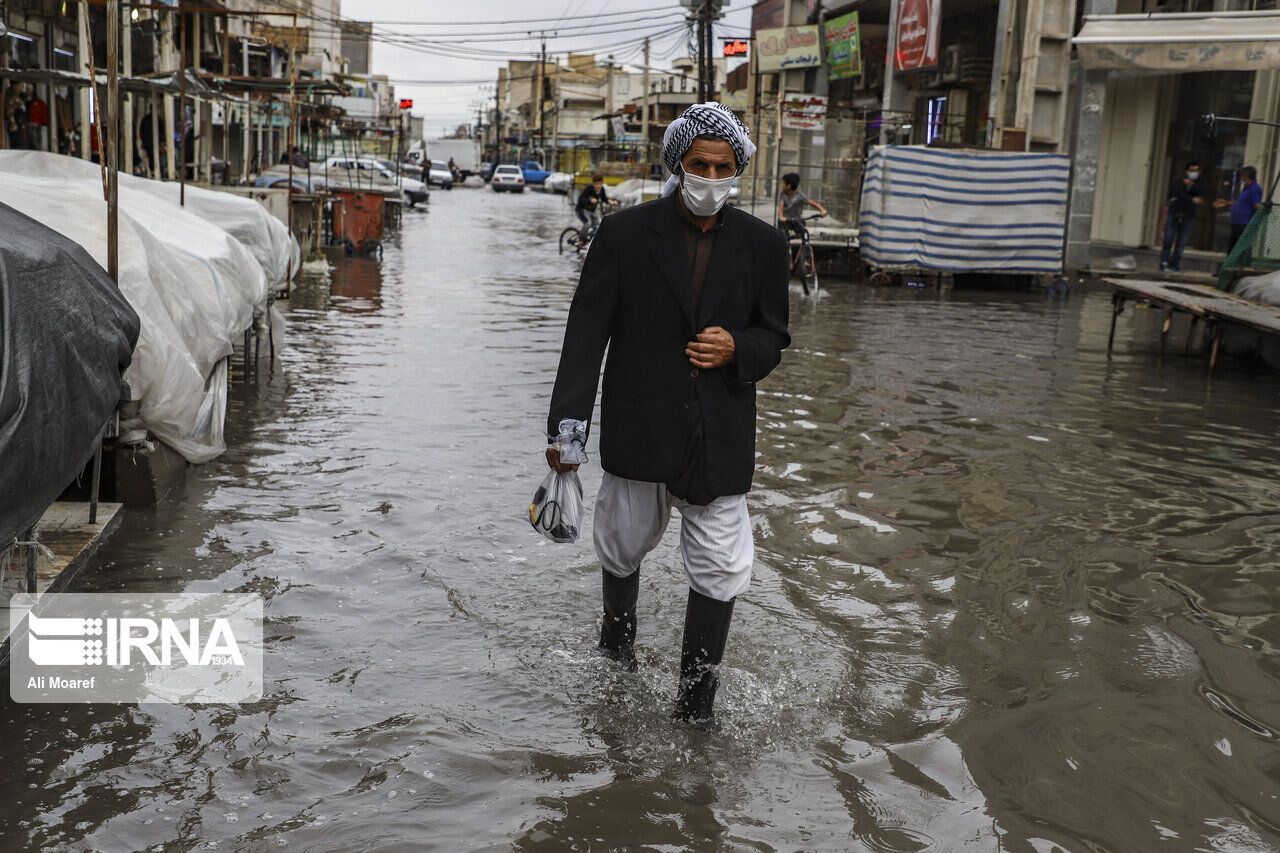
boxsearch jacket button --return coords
[690,368,699,378]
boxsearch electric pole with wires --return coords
[688,0,723,102]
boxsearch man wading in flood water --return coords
[545,102,791,725]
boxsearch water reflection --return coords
[0,190,1278,850]
[329,257,384,314]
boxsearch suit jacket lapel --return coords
[696,211,747,329]
[650,195,696,330]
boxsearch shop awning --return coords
[1075,12,1280,71]
[0,66,213,96]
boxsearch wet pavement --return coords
[3,188,1280,851]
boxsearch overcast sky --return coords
[338,0,753,137]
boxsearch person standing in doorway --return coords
[1214,165,1263,253]
[1160,160,1205,272]
[545,102,791,727]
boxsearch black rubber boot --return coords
[598,568,639,671]
[674,588,735,726]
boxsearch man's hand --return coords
[546,445,580,473]
[686,326,736,369]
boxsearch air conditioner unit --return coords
[940,44,963,84]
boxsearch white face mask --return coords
[1187,170,1201,180]
[680,171,735,216]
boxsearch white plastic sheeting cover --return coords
[1229,270,1280,368]
[0,151,279,462]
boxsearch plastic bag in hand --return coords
[528,469,584,543]
[554,418,588,465]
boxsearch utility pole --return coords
[494,88,502,163]
[694,3,706,102]
[641,37,651,173]
[704,0,716,102]
[550,61,560,168]
[536,34,547,159]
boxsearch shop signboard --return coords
[824,11,863,80]
[756,25,823,73]
[781,93,827,131]
[894,0,941,73]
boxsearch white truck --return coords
[420,138,480,181]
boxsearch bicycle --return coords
[559,220,599,255]
[558,201,618,255]
[783,213,822,295]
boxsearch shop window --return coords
[6,31,40,70]
[1161,70,1254,254]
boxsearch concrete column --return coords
[881,0,910,143]
[1064,0,1116,272]
[988,0,1016,145]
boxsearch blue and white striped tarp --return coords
[858,146,1070,274]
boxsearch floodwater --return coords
[3,188,1280,852]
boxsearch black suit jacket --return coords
[547,193,791,498]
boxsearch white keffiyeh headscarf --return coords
[660,102,756,197]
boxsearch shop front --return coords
[1075,12,1280,272]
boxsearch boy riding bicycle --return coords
[576,174,610,237]
[776,172,827,233]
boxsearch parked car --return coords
[544,172,574,194]
[425,160,454,190]
[520,160,552,185]
[323,156,429,206]
[491,164,526,193]
[479,162,494,182]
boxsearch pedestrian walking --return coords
[1160,160,1205,272]
[1214,165,1264,252]
[545,102,791,726]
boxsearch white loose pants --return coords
[593,471,754,602]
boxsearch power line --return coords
[298,12,687,40]
[256,0,684,63]
[322,4,680,26]
[365,19,688,45]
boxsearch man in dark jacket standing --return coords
[1160,160,1205,272]
[545,103,791,725]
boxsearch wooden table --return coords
[1104,278,1280,373]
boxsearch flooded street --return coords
[5,188,1280,851]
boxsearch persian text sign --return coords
[894,0,941,72]
[10,593,264,703]
[781,93,827,131]
[824,11,863,80]
[756,26,822,73]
